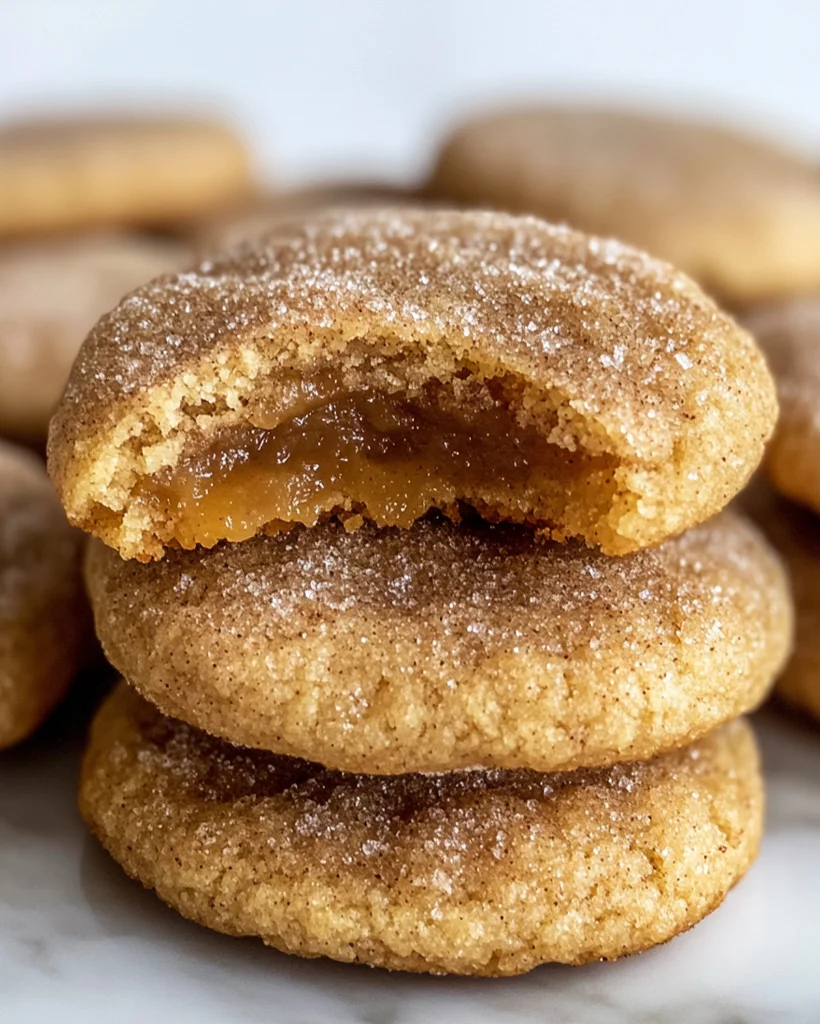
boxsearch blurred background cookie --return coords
[0,441,91,749]
[428,106,820,307]
[0,233,188,444]
[195,181,418,253]
[0,114,255,238]
[743,483,820,723]
[744,296,820,512]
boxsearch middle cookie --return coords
[86,511,791,774]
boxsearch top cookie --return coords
[0,114,253,237]
[48,208,775,561]
[429,106,820,306]
[744,297,820,513]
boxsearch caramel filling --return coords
[139,379,619,551]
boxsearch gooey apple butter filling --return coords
[137,375,619,552]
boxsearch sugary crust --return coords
[0,234,187,441]
[0,114,253,237]
[79,686,763,976]
[48,207,776,559]
[742,483,820,721]
[0,442,91,748]
[429,106,820,306]
[85,512,791,773]
[744,297,820,513]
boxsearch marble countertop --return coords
[2,681,819,1024]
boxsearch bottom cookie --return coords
[80,684,762,977]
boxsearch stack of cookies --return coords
[49,208,792,975]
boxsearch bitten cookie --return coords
[0,234,187,442]
[743,483,820,722]
[80,685,763,976]
[48,208,775,560]
[85,512,791,773]
[744,296,820,513]
[429,105,820,306]
[0,114,253,237]
[0,441,90,748]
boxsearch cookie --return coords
[744,296,820,513]
[80,685,762,976]
[195,182,417,252]
[429,106,820,306]
[0,234,187,442]
[48,208,775,561]
[0,441,90,748]
[85,512,791,773]
[742,483,820,721]
[0,114,253,237]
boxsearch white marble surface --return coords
[2,680,819,1024]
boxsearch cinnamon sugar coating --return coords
[85,512,791,773]
[429,106,820,306]
[744,297,820,513]
[0,114,253,237]
[0,442,90,748]
[49,208,775,560]
[0,234,187,442]
[742,483,820,721]
[80,685,763,976]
